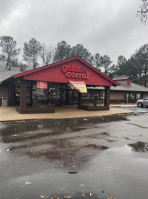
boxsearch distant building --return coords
[111,75,148,103]
[0,68,21,104]
[89,75,148,103]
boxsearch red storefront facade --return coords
[3,57,119,113]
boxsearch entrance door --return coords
[15,86,20,106]
[67,89,78,105]
[60,89,67,105]
[68,90,73,104]
[73,90,78,104]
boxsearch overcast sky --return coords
[0,0,148,63]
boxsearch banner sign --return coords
[69,80,87,93]
[37,81,47,89]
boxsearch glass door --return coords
[60,89,67,105]
[73,90,78,104]
[68,90,73,104]
[67,89,78,105]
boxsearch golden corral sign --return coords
[69,80,87,93]
[62,65,89,79]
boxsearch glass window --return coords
[61,83,67,90]
[90,90,104,100]
[82,91,90,99]
[136,93,141,100]
[130,93,135,100]
[48,83,61,105]
[32,82,48,106]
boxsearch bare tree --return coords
[137,0,148,22]
[40,43,55,65]
[71,44,92,63]
[23,38,42,69]
[54,41,71,62]
[94,53,101,69]
[0,36,20,70]
[99,55,112,75]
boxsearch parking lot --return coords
[0,106,148,199]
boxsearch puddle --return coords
[71,127,88,132]
[0,123,7,129]
[120,106,148,114]
[100,132,110,136]
[128,123,148,129]
[31,151,61,160]
[83,144,109,150]
[128,141,148,152]
[68,171,78,174]
[105,139,117,142]
[0,115,128,134]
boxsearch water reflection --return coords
[0,115,127,144]
[0,115,127,170]
[128,141,148,152]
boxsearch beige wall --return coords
[0,85,8,99]
[110,91,124,100]
[143,93,148,98]
[117,80,126,86]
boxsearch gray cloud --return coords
[0,0,147,63]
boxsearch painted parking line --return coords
[136,109,148,113]
[117,106,148,113]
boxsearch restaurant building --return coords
[0,57,119,113]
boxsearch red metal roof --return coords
[13,57,119,86]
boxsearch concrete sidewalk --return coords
[110,104,136,107]
[0,106,133,122]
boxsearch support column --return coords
[8,82,15,106]
[20,81,27,113]
[78,92,81,108]
[104,86,110,110]
[135,93,137,102]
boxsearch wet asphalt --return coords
[0,107,148,199]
